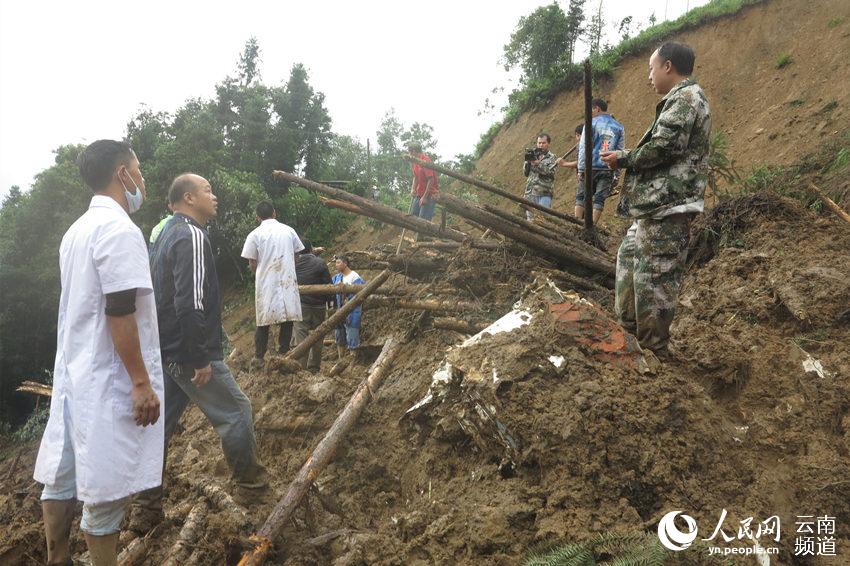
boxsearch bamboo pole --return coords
[409,240,502,251]
[238,337,404,566]
[435,192,615,281]
[284,270,390,364]
[274,171,467,242]
[808,182,850,224]
[406,156,583,226]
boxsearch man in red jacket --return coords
[406,141,440,221]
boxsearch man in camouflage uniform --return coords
[600,42,711,356]
[523,133,571,220]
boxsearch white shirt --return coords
[34,195,164,503]
[241,218,304,326]
[342,270,361,285]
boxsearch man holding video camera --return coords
[523,133,572,220]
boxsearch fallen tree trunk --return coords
[161,500,209,566]
[436,192,614,282]
[299,284,365,296]
[320,198,426,234]
[238,337,404,566]
[284,270,390,365]
[197,482,252,530]
[410,240,502,251]
[432,317,488,334]
[274,171,468,242]
[366,295,475,312]
[533,269,609,295]
[118,524,166,566]
[406,156,583,226]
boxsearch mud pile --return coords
[1,192,849,565]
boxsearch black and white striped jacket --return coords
[150,213,223,368]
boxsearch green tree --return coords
[565,0,587,63]
[503,3,571,82]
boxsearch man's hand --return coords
[132,382,160,426]
[600,151,620,169]
[192,364,212,387]
[419,194,430,207]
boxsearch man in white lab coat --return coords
[33,140,163,566]
[240,201,304,365]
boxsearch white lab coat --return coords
[241,218,304,326]
[33,195,164,503]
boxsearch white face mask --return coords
[119,169,145,214]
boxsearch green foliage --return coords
[0,146,90,425]
[827,16,845,28]
[476,0,766,158]
[12,405,49,443]
[788,98,805,107]
[775,53,793,69]
[708,132,741,198]
[503,3,575,82]
[525,532,667,566]
[828,148,850,172]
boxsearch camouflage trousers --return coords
[615,214,693,353]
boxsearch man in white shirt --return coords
[240,202,304,365]
[33,140,163,566]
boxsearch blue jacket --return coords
[577,114,625,171]
[332,272,366,328]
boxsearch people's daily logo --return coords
[657,511,698,551]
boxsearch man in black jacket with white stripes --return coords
[129,173,266,532]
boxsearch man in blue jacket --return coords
[576,98,625,223]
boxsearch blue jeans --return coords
[40,427,130,535]
[525,194,552,220]
[133,360,264,512]
[336,325,361,349]
[410,195,437,221]
[576,170,614,210]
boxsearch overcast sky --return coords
[0,0,704,198]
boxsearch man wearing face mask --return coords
[129,173,267,534]
[33,140,163,566]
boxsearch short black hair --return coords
[168,174,202,205]
[335,254,351,268]
[406,141,422,153]
[657,42,695,75]
[78,140,135,192]
[591,98,608,112]
[537,133,551,143]
[300,237,312,254]
[255,201,275,220]
[574,124,584,135]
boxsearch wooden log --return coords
[238,337,404,566]
[118,524,166,566]
[435,192,615,282]
[161,500,209,566]
[409,240,502,251]
[197,482,251,530]
[16,380,52,397]
[808,182,850,224]
[274,171,468,242]
[284,270,390,365]
[406,156,583,226]
[365,295,475,312]
[321,198,426,235]
[432,318,488,334]
[533,269,609,295]
[299,284,365,296]
[481,203,597,254]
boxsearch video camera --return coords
[524,147,546,162]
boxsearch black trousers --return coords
[255,321,294,358]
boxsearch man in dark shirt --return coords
[129,173,266,533]
[292,238,333,371]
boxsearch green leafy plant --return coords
[775,53,793,69]
[827,16,845,28]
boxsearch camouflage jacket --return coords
[525,151,559,197]
[614,78,711,218]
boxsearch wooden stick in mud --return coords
[238,337,404,566]
[161,500,209,566]
[274,171,467,242]
[405,156,583,226]
[284,270,390,364]
[808,182,850,224]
